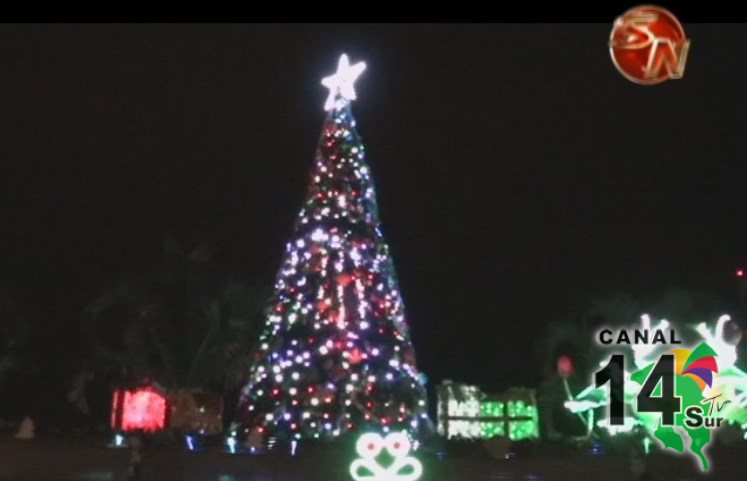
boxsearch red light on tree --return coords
[111,387,168,432]
[737,268,745,278]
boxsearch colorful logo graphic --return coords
[350,432,423,481]
[629,343,725,471]
[675,344,719,392]
[595,341,731,471]
[566,316,747,472]
[610,5,690,84]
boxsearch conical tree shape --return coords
[234,101,429,443]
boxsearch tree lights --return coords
[233,55,428,444]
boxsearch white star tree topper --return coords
[321,54,366,111]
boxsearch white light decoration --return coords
[632,314,670,369]
[185,434,197,452]
[321,54,366,111]
[350,432,423,481]
[564,399,604,413]
[108,432,128,448]
[311,228,328,242]
[226,436,238,454]
[597,416,639,435]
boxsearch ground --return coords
[0,436,745,480]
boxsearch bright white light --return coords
[597,416,639,435]
[564,400,604,413]
[350,432,423,481]
[110,433,127,448]
[311,228,327,242]
[632,314,671,368]
[321,54,366,111]
[226,436,237,454]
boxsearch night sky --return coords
[2,24,747,394]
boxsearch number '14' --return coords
[595,354,681,425]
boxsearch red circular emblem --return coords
[610,5,690,85]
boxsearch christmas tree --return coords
[234,55,429,444]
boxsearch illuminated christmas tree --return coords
[234,55,429,444]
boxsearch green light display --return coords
[481,401,504,417]
[438,382,540,441]
[481,421,504,438]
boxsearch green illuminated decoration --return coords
[437,381,540,441]
[350,432,422,481]
[481,421,505,438]
[481,401,504,417]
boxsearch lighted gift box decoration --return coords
[111,385,168,432]
[169,389,223,435]
[437,380,539,441]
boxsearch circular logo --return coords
[610,5,690,85]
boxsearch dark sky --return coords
[2,24,747,393]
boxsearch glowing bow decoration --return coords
[350,432,423,481]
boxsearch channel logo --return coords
[610,5,690,84]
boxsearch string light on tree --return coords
[233,54,429,444]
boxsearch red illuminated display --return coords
[111,387,168,432]
[557,354,574,379]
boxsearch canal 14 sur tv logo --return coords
[595,326,730,469]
